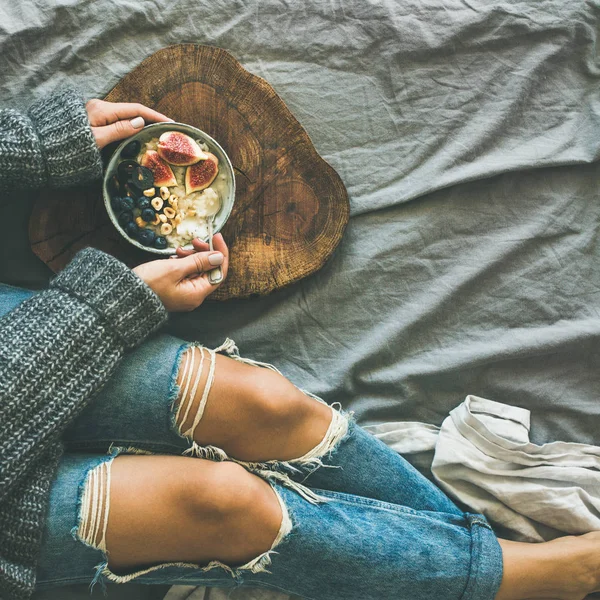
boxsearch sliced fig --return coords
[140,151,177,187]
[157,131,208,166]
[185,153,219,194]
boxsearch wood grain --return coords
[29,44,350,300]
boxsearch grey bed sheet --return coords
[1,0,600,597]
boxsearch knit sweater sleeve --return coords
[0,88,102,190]
[0,247,168,502]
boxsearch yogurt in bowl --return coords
[103,122,236,255]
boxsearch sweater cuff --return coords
[50,248,168,349]
[28,88,103,188]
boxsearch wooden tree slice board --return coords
[29,44,350,300]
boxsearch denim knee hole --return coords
[167,338,351,504]
[74,454,294,589]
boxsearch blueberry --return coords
[124,221,139,238]
[141,208,156,223]
[136,196,151,210]
[121,196,135,211]
[111,196,125,212]
[154,236,168,250]
[121,139,141,159]
[117,210,133,226]
[138,228,156,246]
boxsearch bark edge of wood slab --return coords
[29,44,350,300]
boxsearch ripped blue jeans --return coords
[0,284,503,600]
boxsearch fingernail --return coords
[208,252,224,266]
[130,116,145,129]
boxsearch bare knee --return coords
[180,461,285,565]
[246,368,325,429]
[184,461,282,533]
[173,346,333,461]
[216,366,334,460]
[174,346,318,431]
[76,455,285,574]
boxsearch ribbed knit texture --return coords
[0,88,102,190]
[0,91,168,599]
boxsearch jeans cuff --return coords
[461,513,503,600]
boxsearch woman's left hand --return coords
[86,99,173,149]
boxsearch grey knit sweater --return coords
[0,90,168,599]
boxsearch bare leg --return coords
[174,347,333,462]
[171,348,600,600]
[76,454,600,599]
[496,535,600,600]
[79,454,282,572]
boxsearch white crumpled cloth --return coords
[166,395,600,600]
[369,395,600,542]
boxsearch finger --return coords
[92,118,147,149]
[193,234,228,283]
[190,238,211,252]
[88,99,173,126]
[177,236,223,254]
[211,234,228,260]
[211,234,229,280]
[176,239,210,257]
[109,102,173,124]
[175,250,224,278]
[191,234,228,261]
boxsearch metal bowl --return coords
[102,122,236,255]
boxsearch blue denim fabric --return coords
[0,284,503,599]
[0,282,37,313]
[289,419,464,515]
[35,452,502,600]
[61,332,190,455]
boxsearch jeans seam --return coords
[321,491,420,514]
[459,520,478,600]
[309,487,466,521]
[459,515,503,600]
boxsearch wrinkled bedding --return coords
[2,0,600,598]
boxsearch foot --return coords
[570,532,600,597]
[498,532,600,600]
[536,532,600,600]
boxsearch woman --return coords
[0,89,598,600]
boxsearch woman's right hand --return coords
[133,234,229,311]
